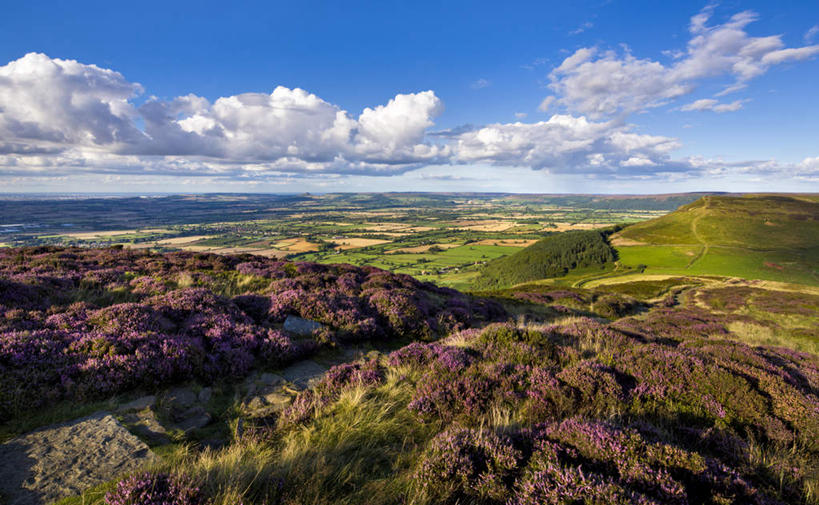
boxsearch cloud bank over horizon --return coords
[1,6,818,188]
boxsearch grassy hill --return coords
[611,194,819,285]
[472,230,616,290]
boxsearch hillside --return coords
[612,194,819,284]
[472,230,616,290]
[0,246,817,505]
[0,247,503,424]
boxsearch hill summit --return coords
[613,194,819,284]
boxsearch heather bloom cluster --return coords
[0,247,504,420]
[380,317,817,503]
[416,427,521,502]
[104,472,207,505]
[416,419,779,505]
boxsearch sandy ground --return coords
[334,238,391,250]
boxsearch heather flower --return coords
[416,427,521,502]
[104,472,207,505]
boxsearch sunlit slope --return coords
[472,230,616,290]
[612,194,819,284]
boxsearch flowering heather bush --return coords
[613,306,737,342]
[387,341,476,372]
[373,307,817,504]
[0,247,504,420]
[105,472,207,505]
[416,427,521,502]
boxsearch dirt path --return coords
[686,196,711,269]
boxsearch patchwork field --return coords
[0,192,690,289]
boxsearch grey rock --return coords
[117,395,156,412]
[121,410,170,446]
[282,360,327,390]
[174,406,211,433]
[283,315,324,337]
[165,387,197,410]
[158,387,199,421]
[198,387,212,404]
[0,412,157,505]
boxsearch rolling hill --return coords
[472,229,616,290]
[610,194,819,285]
[471,194,819,290]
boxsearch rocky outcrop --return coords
[0,412,157,505]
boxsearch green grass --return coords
[616,245,699,271]
[613,195,819,285]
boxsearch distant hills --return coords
[474,194,819,288]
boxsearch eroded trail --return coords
[686,196,711,269]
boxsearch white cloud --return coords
[450,114,682,175]
[569,21,594,36]
[680,98,745,112]
[0,53,448,176]
[805,25,819,44]
[538,96,556,112]
[0,53,144,148]
[471,78,491,89]
[548,8,819,118]
[514,112,528,119]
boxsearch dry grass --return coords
[273,238,319,252]
[452,220,516,232]
[156,235,214,245]
[550,222,614,232]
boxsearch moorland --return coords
[0,192,817,505]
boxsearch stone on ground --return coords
[283,315,324,336]
[0,412,157,505]
[282,360,327,390]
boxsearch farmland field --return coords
[0,192,699,289]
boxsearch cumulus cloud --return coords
[806,25,819,44]
[548,8,819,117]
[0,53,448,176]
[451,114,682,175]
[0,53,144,149]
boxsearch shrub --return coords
[105,473,207,505]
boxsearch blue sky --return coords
[0,0,818,193]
